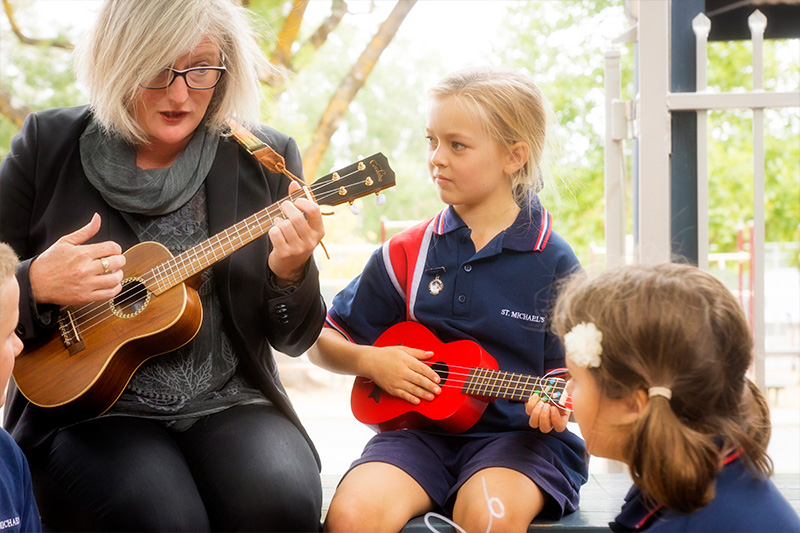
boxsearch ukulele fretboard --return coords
[145,188,307,295]
[463,368,568,405]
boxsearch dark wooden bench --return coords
[322,472,800,532]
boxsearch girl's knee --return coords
[324,497,410,533]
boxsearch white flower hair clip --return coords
[564,322,603,368]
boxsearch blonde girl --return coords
[310,65,587,532]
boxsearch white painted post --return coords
[636,0,671,264]
[749,10,767,391]
[693,14,711,271]
[605,49,626,269]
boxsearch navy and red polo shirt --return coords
[610,447,800,532]
[326,195,583,435]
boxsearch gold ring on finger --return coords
[100,256,110,274]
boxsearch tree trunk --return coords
[2,0,73,49]
[263,0,348,101]
[270,0,308,68]
[0,86,33,127]
[302,0,417,178]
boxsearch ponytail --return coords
[734,379,773,477]
[627,397,718,513]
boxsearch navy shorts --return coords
[347,429,587,519]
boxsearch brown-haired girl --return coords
[528,262,799,531]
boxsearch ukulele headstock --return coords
[538,369,572,411]
[310,153,396,208]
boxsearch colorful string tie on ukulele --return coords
[534,368,572,412]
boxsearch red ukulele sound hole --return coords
[430,361,449,386]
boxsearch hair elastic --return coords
[648,386,672,400]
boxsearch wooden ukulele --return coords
[13,154,395,417]
[351,321,571,433]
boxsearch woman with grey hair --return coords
[0,0,326,530]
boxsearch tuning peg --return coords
[375,193,386,207]
[349,201,360,215]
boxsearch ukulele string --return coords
[376,378,570,410]
[60,172,371,335]
[363,364,568,404]
[65,184,351,331]
[62,197,299,329]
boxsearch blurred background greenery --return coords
[1,0,797,275]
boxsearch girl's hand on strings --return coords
[29,213,125,306]
[268,181,325,287]
[526,394,570,433]
[360,345,441,405]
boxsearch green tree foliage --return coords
[2,0,796,268]
[0,1,81,156]
[706,40,800,252]
[494,0,629,269]
[494,1,798,267]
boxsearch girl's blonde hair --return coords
[427,65,552,203]
[0,243,18,282]
[553,262,772,513]
[74,0,271,144]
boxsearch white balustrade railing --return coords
[604,2,800,390]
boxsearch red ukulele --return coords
[351,321,571,433]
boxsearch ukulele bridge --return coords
[57,308,85,355]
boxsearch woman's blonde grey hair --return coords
[427,65,552,203]
[74,0,272,144]
[553,262,772,513]
[0,243,18,281]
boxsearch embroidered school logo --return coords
[500,308,545,323]
[0,517,21,530]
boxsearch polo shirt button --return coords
[458,294,466,303]
[459,235,468,244]
[463,264,472,272]
[15,323,25,337]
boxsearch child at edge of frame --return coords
[0,242,42,532]
[529,261,800,532]
[308,65,589,532]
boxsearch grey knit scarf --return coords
[80,118,219,215]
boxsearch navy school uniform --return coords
[0,429,41,532]
[326,197,588,517]
[611,448,800,532]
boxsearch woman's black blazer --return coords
[0,105,325,466]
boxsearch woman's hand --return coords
[267,181,325,287]
[526,394,570,433]
[359,345,441,405]
[29,213,126,306]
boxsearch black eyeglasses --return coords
[141,66,227,90]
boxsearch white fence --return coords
[604,2,800,390]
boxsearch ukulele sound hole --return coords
[110,277,151,319]
[430,361,449,385]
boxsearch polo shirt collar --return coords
[609,446,744,531]
[432,194,552,252]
